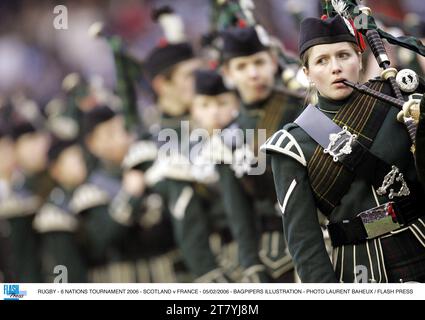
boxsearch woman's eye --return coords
[254,59,265,66]
[316,58,326,65]
[236,63,246,71]
[339,52,350,59]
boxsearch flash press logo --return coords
[3,284,27,300]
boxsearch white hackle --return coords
[331,0,349,18]
[331,0,356,36]
[159,14,186,43]
[88,21,104,38]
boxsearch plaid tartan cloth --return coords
[381,230,425,283]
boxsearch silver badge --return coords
[376,165,410,199]
[396,69,419,93]
[324,126,357,162]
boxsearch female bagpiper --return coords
[262,14,425,282]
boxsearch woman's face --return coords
[0,137,16,179]
[87,116,133,164]
[216,92,239,129]
[191,92,239,133]
[15,132,49,174]
[161,59,202,112]
[51,145,87,189]
[224,51,277,104]
[304,42,362,101]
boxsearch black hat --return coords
[144,42,194,80]
[0,105,12,138]
[299,15,357,56]
[195,70,229,96]
[82,105,116,136]
[62,73,89,98]
[0,121,10,139]
[8,99,44,141]
[221,26,268,61]
[48,136,78,163]
[10,121,37,140]
[0,102,12,138]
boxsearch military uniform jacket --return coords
[75,148,177,282]
[415,100,425,186]
[263,80,425,282]
[0,172,53,282]
[71,166,134,266]
[217,88,302,277]
[33,186,87,282]
[147,113,225,281]
[190,135,242,280]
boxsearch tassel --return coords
[238,19,247,28]
[357,32,367,52]
[208,60,219,70]
[158,37,168,48]
[348,19,367,52]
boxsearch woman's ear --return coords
[269,51,279,74]
[302,66,309,80]
[152,75,166,95]
[85,134,96,155]
[221,65,235,89]
[49,161,60,181]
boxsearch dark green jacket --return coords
[263,81,425,282]
[218,89,302,275]
[0,172,53,282]
[150,113,224,280]
[34,186,87,282]
[415,98,425,186]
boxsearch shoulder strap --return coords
[33,203,78,233]
[69,183,110,214]
[122,140,158,170]
[295,104,343,149]
[297,81,391,214]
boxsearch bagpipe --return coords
[87,6,194,134]
[322,0,425,183]
[88,22,143,133]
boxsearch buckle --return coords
[357,202,401,239]
[376,165,410,199]
[323,126,357,162]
